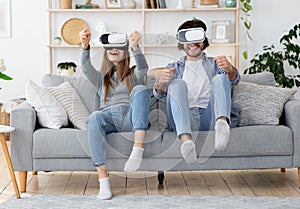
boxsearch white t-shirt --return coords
[182,59,211,108]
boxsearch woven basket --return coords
[59,0,72,9]
[61,18,89,45]
[200,0,219,5]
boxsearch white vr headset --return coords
[176,27,206,44]
[99,32,128,50]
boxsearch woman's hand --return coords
[79,28,91,50]
[129,30,141,51]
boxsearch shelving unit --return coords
[48,0,239,73]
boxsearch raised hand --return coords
[79,28,91,50]
[129,30,141,51]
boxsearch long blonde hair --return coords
[101,50,135,103]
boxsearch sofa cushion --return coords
[32,129,163,159]
[42,73,100,113]
[241,72,276,86]
[159,125,293,159]
[47,82,90,130]
[232,82,296,126]
[25,80,68,129]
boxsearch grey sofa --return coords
[10,71,300,192]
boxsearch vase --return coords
[177,0,184,9]
[59,0,72,9]
[124,0,137,9]
[225,0,236,8]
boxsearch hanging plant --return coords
[239,0,253,60]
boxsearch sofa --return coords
[10,71,300,193]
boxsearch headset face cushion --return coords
[176,28,205,44]
[100,32,128,50]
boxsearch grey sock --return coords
[124,147,144,172]
[97,177,112,200]
[215,119,230,151]
[180,140,197,164]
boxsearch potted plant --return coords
[244,23,300,88]
[57,61,77,77]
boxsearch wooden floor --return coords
[1,141,300,205]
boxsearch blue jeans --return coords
[167,74,232,136]
[87,85,150,166]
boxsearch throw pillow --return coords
[232,82,296,126]
[25,80,68,129]
[47,82,90,130]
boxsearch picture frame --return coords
[211,20,231,44]
[0,0,11,37]
[105,0,122,9]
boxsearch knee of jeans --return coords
[168,79,187,92]
[87,111,105,129]
[130,85,149,97]
[212,74,230,88]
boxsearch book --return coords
[158,0,166,8]
[150,0,157,8]
[75,4,100,9]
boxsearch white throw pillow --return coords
[47,82,90,130]
[25,80,68,129]
[232,82,296,126]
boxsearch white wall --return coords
[0,0,299,103]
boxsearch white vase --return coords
[124,0,137,9]
[176,0,184,9]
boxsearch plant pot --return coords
[59,0,72,9]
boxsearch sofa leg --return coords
[19,171,27,193]
[298,168,300,189]
[280,168,286,172]
[158,171,164,185]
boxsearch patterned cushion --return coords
[47,82,90,130]
[232,82,296,126]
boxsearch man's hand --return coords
[155,68,175,94]
[129,30,141,51]
[79,28,91,50]
[215,55,237,81]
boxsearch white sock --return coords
[124,147,144,172]
[180,140,197,164]
[215,119,230,151]
[97,177,112,200]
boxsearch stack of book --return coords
[75,4,100,9]
[146,0,167,9]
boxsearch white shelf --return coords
[48,0,240,73]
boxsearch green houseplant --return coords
[57,61,77,76]
[244,23,300,88]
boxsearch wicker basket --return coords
[200,0,219,5]
[59,0,72,9]
[61,18,89,45]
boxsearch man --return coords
[153,18,240,164]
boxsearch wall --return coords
[0,0,299,103]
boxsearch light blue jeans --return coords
[166,74,232,137]
[87,85,151,166]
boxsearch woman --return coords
[79,28,150,200]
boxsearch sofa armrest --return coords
[10,101,36,171]
[284,99,300,166]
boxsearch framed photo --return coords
[211,20,231,44]
[0,0,11,37]
[105,0,122,9]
